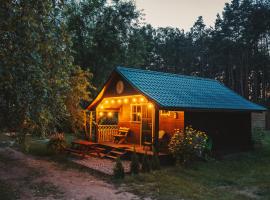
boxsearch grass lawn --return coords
[124,132,270,200]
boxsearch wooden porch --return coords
[98,141,168,156]
[96,124,169,156]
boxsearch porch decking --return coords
[98,141,168,156]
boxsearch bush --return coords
[151,147,161,170]
[141,151,151,173]
[168,126,208,166]
[16,132,31,153]
[130,146,140,175]
[113,157,125,179]
[47,133,67,154]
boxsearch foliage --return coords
[141,151,151,173]
[16,133,31,153]
[169,126,208,165]
[113,157,125,179]
[0,0,92,135]
[65,66,94,133]
[130,146,140,175]
[65,0,270,105]
[65,0,141,87]
[151,147,161,170]
[47,133,67,154]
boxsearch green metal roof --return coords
[116,66,266,111]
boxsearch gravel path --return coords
[0,147,149,200]
[71,156,131,175]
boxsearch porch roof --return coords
[114,66,266,112]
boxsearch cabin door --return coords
[141,105,153,145]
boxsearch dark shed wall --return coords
[184,111,252,152]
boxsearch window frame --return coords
[130,104,142,123]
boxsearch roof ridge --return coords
[116,66,218,82]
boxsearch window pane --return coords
[137,106,141,113]
[132,114,136,121]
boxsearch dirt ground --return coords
[0,147,149,200]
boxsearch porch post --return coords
[84,110,87,138]
[89,111,93,141]
[153,105,159,151]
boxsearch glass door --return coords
[141,104,153,145]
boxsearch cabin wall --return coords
[184,111,252,152]
[103,73,138,98]
[159,111,184,136]
[118,102,141,144]
[251,112,266,130]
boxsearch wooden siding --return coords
[185,111,252,152]
[159,111,184,136]
[103,72,139,98]
[251,112,266,129]
[118,100,141,144]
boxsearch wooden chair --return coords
[113,127,130,144]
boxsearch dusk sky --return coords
[135,0,231,31]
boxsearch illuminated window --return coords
[131,105,141,122]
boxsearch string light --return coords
[105,100,109,104]
[100,105,104,109]
[132,98,137,102]
[111,99,115,104]
[140,97,145,102]
[99,112,104,116]
[148,103,153,108]
[117,99,122,103]
[107,112,113,117]
[124,98,128,103]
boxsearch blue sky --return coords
[135,0,231,31]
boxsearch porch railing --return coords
[97,125,118,142]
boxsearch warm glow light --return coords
[111,99,115,104]
[117,99,122,103]
[99,112,104,116]
[100,105,104,109]
[132,98,137,102]
[148,103,153,108]
[140,97,145,102]
[124,98,128,103]
[105,100,109,104]
[107,112,113,117]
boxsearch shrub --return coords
[141,150,151,173]
[47,133,67,154]
[168,126,208,166]
[130,146,140,175]
[151,147,161,170]
[16,132,31,153]
[113,157,125,179]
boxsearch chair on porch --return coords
[113,127,130,144]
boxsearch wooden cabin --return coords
[85,66,266,153]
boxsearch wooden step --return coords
[94,147,106,152]
[110,150,126,155]
[65,148,84,154]
[105,155,118,160]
